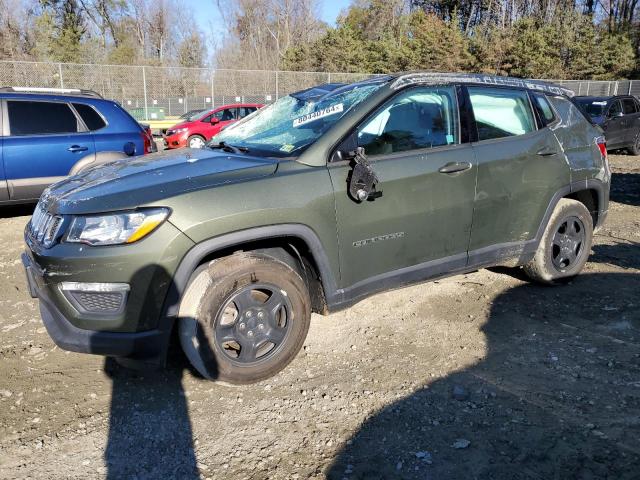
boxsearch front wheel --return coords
[187,135,206,149]
[178,252,311,384]
[523,198,593,284]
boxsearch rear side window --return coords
[622,98,637,114]
[357,86,459,155]
[468,87,536,141]
[532,93,557,125]
[73,103,106,130]
[8,101,79,136]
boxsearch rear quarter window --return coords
[8,100,79,136]
[73,103,107,130]
[532,93,557,126]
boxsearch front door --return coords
[329,86,477,292]
[3,99,96,201]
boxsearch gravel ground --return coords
[0,154,639,479]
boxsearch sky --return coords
[185,0,352,41]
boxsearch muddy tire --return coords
[523,198,593,284]
[178,251,311,384]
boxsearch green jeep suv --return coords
[22,73,610,384]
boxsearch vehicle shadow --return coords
[591,241,640,270]
[610,172,640,207]
[0,202,36,219]
[327,272,640,479]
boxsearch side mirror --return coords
[210,117,220,124]
[609,111,624,119]
[347,147,381,202]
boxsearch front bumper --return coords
[23,252,166,359]
[22,218,195,362]
[163,132,188,149]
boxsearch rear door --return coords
[466,86,569,263]
[621,97,640,145]
[2,99,96,201]
[329,85,477,289]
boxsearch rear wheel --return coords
[523,198,593,284]
[187,135,206,149]
[178,251,311,384]
[628,130,640,156]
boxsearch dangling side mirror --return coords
[347,147,381,202]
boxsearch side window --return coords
[357,86,459,156]
[622,98,637,114]
[8,101,80,136]
[468,87,536,141]
[609,100,622,117]
[72,103,106,131]
[239,107,256,118]
[532,93,556,126]
[213,108,236,121]
[201,113,213,123]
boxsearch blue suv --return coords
[0,87,154,205]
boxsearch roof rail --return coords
[390,72,575,97]
[0,87,103,98]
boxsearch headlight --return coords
[66,208,170,246]
[174,128,188,134]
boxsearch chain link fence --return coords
[0,61,376,120]
[0,61,638,121]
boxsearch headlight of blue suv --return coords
[66,208,170,246]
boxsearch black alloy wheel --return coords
[551,216,586,272]
[214,284,292,364]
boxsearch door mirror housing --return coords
[210,117,220,124]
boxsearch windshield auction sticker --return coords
[293,103,344,128]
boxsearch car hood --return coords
[43,148,279,214]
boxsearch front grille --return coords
[30,204,63,247]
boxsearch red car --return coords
[164,104,263,149]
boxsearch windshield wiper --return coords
[209,141,249,154]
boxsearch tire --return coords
[523,198,593,284]
[187,135,206,149]
[628,130,640,156]
[178,251,311,384]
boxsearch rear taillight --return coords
[140,129,153,154]
[596,136,607,160]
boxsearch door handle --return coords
[438,162,472,174]
[536,148,558,157]
[67,145,89,153]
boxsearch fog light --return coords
[60,282,129,315]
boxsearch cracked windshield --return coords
[211,81,386,157]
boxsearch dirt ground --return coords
[0,154,638,480]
